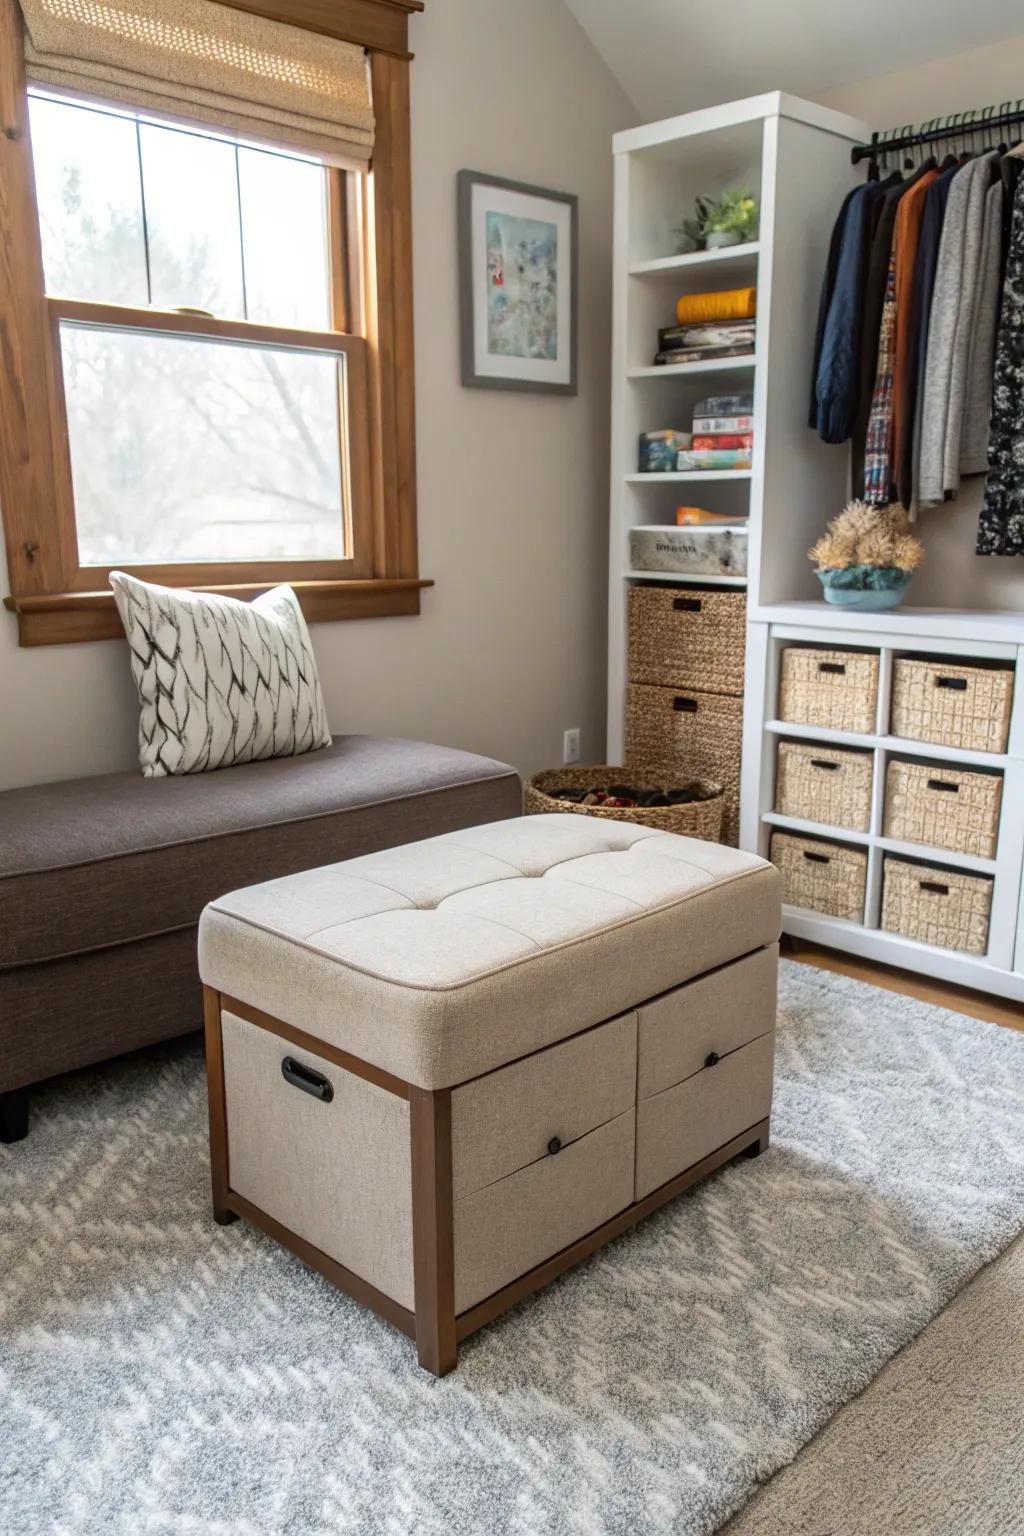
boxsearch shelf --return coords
[753,600,1024,646]
[628,358,755,380]
[627,470,752,484]
[764,720,1011,770]
[762,811,870,846]
[624,570,747,587]
[628,243,760,276]
[762,811,997,875]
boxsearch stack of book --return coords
[675,392,753,472]
[653,320,756,368]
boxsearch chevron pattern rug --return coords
[3,962,1024,1536]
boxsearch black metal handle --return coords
[810,759,840,771]
[281,1056,334,1102]
[704,1051,721,1068]
[547,1136,562,1156]
[673,696,698,712]
[920,880,950,895]
[819,661,846,674]
[936,676,968,690]
[927,778,959,793]
[803,851,830,864]
[673,597,702,612]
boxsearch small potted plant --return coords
[677,190,758,252]
[808,500,924,612]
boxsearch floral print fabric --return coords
[978,171,1024,555]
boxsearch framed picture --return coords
[457,170,578,395]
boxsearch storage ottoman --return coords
[199,813,782,1374]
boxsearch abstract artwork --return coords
[458,171,577,393]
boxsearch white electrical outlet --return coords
[563,727,581,765]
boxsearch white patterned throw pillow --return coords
[110,573,332,778]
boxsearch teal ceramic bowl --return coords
[817,566,911,612]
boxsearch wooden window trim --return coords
[0,0,428,646]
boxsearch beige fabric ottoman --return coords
[199,813,782,1374]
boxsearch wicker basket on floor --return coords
[526,766,725,843]
[881,856,993,955]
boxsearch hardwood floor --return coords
[784,935,1024,1033]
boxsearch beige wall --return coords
[817,37,1024,613]
[0,0,635,791]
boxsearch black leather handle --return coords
[819,661,846,674]
[673,597,702,612]
[920,880,950,895]
[803,850,830,864]
[673,696,698,712]
[281,1056,334,1103]
[927,778,959,793]
[936,676,968,690]
[810,758,840,771]
[547,1136,562,1156]
[704,1051,721,1068]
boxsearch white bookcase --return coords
[607,93,1024,1002]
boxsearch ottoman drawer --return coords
[454,1107,636,1312]
[222,1010,415,1309]
[637,946,777,1100]
[451,1011,637,1199]
[635,1030,775,1201]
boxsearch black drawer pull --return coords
[920,880,950,895]
[281,1056,334,1102]
[704,1051,721,1068]
[936,676,968,690]
[927,778,959,793]
[810,758,840,771]
[673,597,702,612]
[819,661,846,674]
[547,1136,562,1156]
[673,696,698,712]
[803,850,830,864]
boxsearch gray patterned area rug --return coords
[3,962,1024,1536]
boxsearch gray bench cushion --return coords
[0,738,521,969]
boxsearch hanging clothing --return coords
[808,184,859,430]
[978,172,1024,556]
[999,155,1023,277]
[918,153,1000,503]
[960,179,1004,476]
[889,167,939,501]
[864,251,897,503]
[812,174,900,444]
[898,157,960,508]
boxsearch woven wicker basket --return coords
[881,856,993,955]
[778,648,879,735]
[769,831,867,921]
[890,658,1013,754]
[628,586,746,696]
[774,741,873,832]
[526,766,725,843]
[625,683,742,844]
[884,760,1003,859]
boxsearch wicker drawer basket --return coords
[769,832,867,921]
[881,856,993,955]
[775,741,873,832]
[778,648,879,735]
[890,657,1013,754]
[626,683,742,844]
[884,761,1002,859]
[628,587,746,696]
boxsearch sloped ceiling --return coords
[563,0,1024,121]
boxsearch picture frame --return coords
[457,170,578,395]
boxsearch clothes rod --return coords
[850,103,1024,165]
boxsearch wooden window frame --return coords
[0,0,428,646]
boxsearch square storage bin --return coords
[884,760,1002,859]
[775,741,873,832]
[881,857,993,955]
[769,831,867,921]
[628,586,746,696]
[778,647,879,735]
[890,657,1013,754]
[626,682,743,843]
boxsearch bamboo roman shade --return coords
[18,0,375,168]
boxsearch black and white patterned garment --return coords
[978,169,1024,556]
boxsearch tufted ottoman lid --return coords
[199,814,781,1089]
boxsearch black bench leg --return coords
[0,1088,29,1144]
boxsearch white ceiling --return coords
[564,0,1024,121]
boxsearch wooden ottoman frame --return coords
[205,985,769,1376]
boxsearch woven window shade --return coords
[18,0,374,168]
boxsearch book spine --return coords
[654,346,754,366]
[691,433,754,450]
[691,415,754,434]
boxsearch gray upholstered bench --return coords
[0,737,520,1141]
[199,812,782,1373]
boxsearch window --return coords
[0,0,425,645]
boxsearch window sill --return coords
[4,577,432,647]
